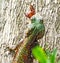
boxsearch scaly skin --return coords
[7,5,45,63]
[12,20,45,63]
[12,28,38,63]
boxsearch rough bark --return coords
[0,0,60,63]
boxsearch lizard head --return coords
[31,13,43,23]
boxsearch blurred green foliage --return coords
[32,45,60,63]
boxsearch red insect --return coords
[25,5,35,18]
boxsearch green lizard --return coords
[12,13,45,63]
[7,5,45,63]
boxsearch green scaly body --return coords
[12,18,45,63]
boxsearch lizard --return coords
[7,5,45,63]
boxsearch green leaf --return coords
[32,45,48,63]
[58,60,60,63]
[50,48,57,63]
[45,50,51,57]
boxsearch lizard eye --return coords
[40,20,43,23]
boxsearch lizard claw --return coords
[6,46,15,55]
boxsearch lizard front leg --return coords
[6,39,24,59]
